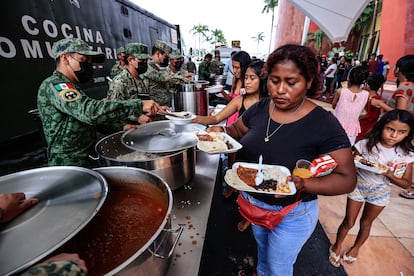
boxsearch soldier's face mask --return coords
[160,54,169,67]
[174,61,183,71]
[136,59,148,74]
[70,54,93,83]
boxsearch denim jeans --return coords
[241,192,319,276]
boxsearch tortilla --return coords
[196,132,229,153]
[197,140,228,153]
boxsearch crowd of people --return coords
[3,35,414,275]
[318,53,391,102]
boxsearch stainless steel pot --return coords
[87,167,182,276]
[94,131,195,190]
[173,81,209,115]
[0,167,108,275]
[214,75,226,85]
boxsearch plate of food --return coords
[224,162,296,195]
[205,85,224,94]
[196,132,242,154]
[354,155,389,174]
[165,111,196,125]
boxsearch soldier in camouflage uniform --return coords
[184,57,197,74]
[107,43,150,100]
[21,253,87,275]
[107,43,153,124]
[168,49,194,78]
[37,38,161,167]
[109,46,126,79]
[143,40,191,106]
[198,53,213,81]
[209,50,224,76]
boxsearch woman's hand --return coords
[288,175,306,191]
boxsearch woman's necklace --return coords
[264,99,305,142]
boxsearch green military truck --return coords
[0,0,184,148]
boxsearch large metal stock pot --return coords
[173,81,209,115]
[0,166,108,275]
[62,167,183,276]
[95,121,205,190]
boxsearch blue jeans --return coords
[241,192,319,276]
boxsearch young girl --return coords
[356,73,385,142]
[218,51,252,125]
[332,66,369,145]
[329,109,414,267]
[192,59,267,128]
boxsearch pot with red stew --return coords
[57,167,183,276]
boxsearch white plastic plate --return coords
[196,132,242,154]
[354,159,388,174]
[165,113,196,125]
[224,162,296,195]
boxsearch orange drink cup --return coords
[293,159,313,178]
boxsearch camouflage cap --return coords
[154,40,172,55]
[116,46,125,54]
[169,49,183,59]
[52,38,105,63]
[125,43,149,59]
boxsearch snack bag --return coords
[388,161,407,179]
[310,155,337,177]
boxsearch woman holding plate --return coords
[207,44,357,276]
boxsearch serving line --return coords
[166,151,221,276]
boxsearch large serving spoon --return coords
[255,155,264,185]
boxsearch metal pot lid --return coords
[121,121,205,153]
[0,166,108,275]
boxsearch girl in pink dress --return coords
[332,66,369,145]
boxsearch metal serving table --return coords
[166,151,221,276]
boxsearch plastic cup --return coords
[293,159,313,178]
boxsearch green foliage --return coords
[344,50,354,60]
[262,0,278,14]
[306,30,331,51]
[353,0,375,31]
[262,0,279,53]
[252,32,265,53]
[209,29,226,46]
[328,46,345,58]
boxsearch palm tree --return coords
[262,0,279,53]
[306,29,331,52]
[190,24,209,56]
[252,32,265,54]
[210,29,226,47]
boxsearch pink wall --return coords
[274,0,305,48]
[380,0,412,82]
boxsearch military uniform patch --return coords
[60,89,81,102]
[52,82,81,102]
